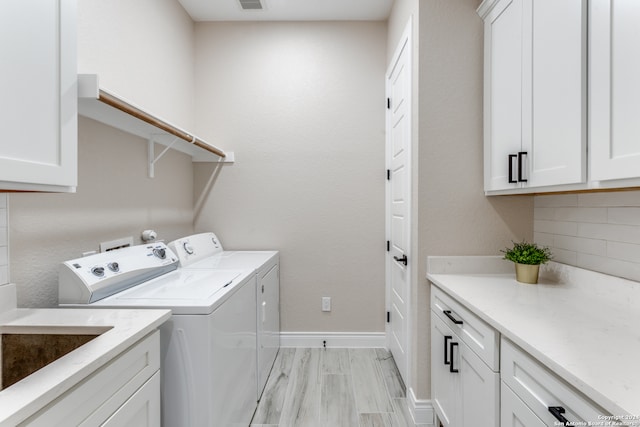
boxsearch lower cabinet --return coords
[501,338,612,426]
[431,314,500,427]
[431,286,499,427]
[431,285,620,427]
[22,331,160,427]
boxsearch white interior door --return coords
[386,20,411,384]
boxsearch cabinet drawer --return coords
[431,286,499,370]
[501,338,610,426]
[22,331,160,427]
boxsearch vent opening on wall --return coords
[239,0,263,10]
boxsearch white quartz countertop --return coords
[0,305,171,426]
[427,257,640,419]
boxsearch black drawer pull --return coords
[548,406,569,426]
[508,154,517,183]
[444,335,452,365]
[449,342,459,373]
[443,310,463,325]
[518,151,528,182]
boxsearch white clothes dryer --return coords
[168,232,280,400]
[59,242,258,427]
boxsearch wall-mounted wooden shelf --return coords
[77,74,233,177]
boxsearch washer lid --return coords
[118,269,242,300]
[185,251,278,271]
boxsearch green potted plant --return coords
[501,241,552,284]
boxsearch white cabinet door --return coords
[526,0,586,187]
[481,0,586,192]
[0,0,77,192]
[431,312,499,427]
[101,373,161,427]
[459,339,499,427]
[431,313,459,427]
[501,382,546,427]
[590,0,640,182]
[483,0,524,192]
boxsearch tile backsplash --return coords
[534,191,640,282]
[0,194,8,284]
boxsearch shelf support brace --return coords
[148,135,180,178]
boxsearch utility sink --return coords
[0,325,112,390]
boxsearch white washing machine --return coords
[58,242,258,427]
[168,232,280,400]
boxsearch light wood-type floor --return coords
[251,348,425,427]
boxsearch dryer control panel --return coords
[59,243,178,304]
[168,232,223,267]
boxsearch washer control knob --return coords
[183,242,194,255]
[107,262,120,272]
[91,266,105,277]
[153,248,166,259]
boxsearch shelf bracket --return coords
[148,135,180,178]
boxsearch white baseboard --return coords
[408,387,435,426]
[280,331,386,348]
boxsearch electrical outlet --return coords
[322,297,331,312]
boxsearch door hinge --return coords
[387,169,391,180]
[387,98,391,109]
[386,240,390,252]
[387,311,390,323]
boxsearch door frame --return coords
[385,17,412,386]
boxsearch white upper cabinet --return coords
[480,0,587,194]
[0,0,77,192]
[590,0,640,182]
[482,0,524,192]
[527,0,586,188]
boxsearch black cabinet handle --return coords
[518,151,528,182]
[393,254,408,266]
[443,310,463,325]
[449,342,459,373]
[508,154,517,183]
[444,335,452,365]
[548,406,569,426]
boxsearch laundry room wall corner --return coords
[193,21,388,336]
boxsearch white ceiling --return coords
[177,0,395,22]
